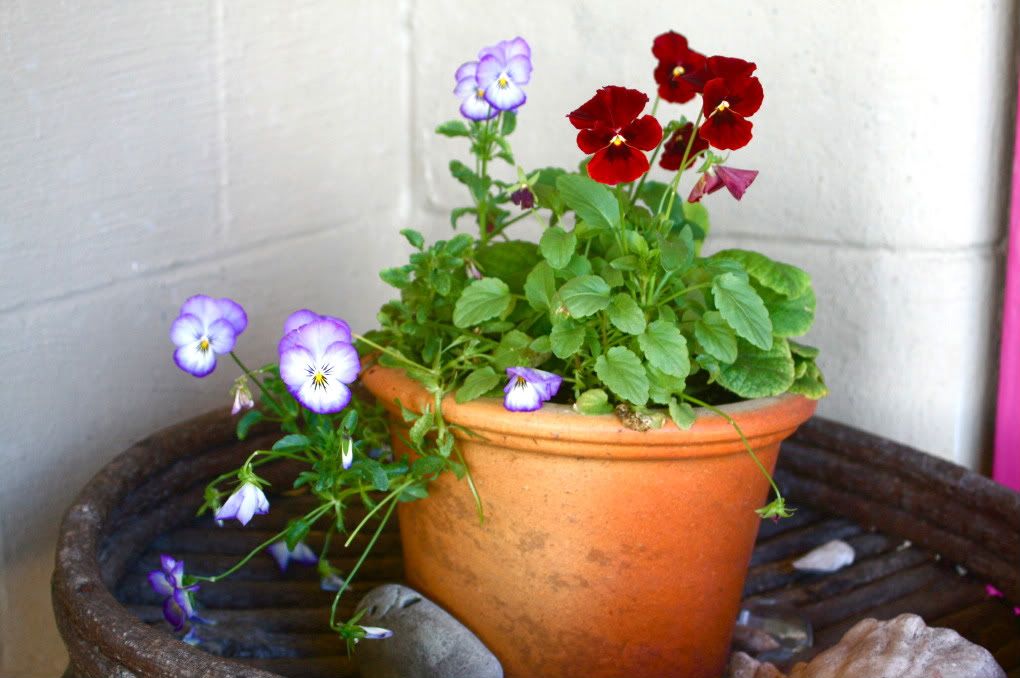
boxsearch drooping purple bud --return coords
[510,186,535,210]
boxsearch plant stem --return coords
[662,111,704,222]
[230,351,285,416]
[343,479,414,548]
[330,498,399,630]
[680,393,787,507]
[354,334,437,375]
[656,280,713,306]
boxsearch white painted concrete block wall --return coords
[0,1,1011,674]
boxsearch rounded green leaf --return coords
[555,174,621,230]
[453,277,511,328]
[559,275,611,317]
[760,286,816,337]
[456,367,501,403]
[713,249,811,298]
[539,226,577,270]
[638,320,690,379]
[694,311,738,363]
[524,262,557,311]
[550,319,586,359]
[716,339,795,399]
[574,388,614,415]
[607,293,647,335]
[668,398,697,430]
[594,346,649,405]
[711,272,773,350]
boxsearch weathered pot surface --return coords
[361,364,817,678]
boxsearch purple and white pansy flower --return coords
[454,61,498,122]
[359,626,394,640]
[503,366,562,412]
[279,316,360,415]
[215,481,270,526]
[147,555,200,631]
[476,37,532,111]
[267,540,318,572]
[170,295,247,377]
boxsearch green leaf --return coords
[559,275,611,317]
[436,120,471,137]
[539,226,577,270]
[531,167,567,213]
[607,293,647,335]
[550,318,586,359]
[760,286,816,337]
[638,320,690,379]
[658,226,695,272]
[713,249,811,298]
[450,206,476,229]
[362,459,390,492]
[408,408,434,447]
[678,201,710,242]
[475,240,541,292]
[492,330,534,370]
[574,388,614,415]
[790,361,829,399]
[712,272,773,350]
[453,277,511,328]
[456,367,500,403]
[449,160,488,201]
[399,228,424,249]
[647,365,686,405]
[523,262,557,311]
[668,398,697,430]
[501,111,517,135]
[379,266,411,288]
[716,339,795,399]
[412,455,446,477]
[272,434,310,452]
[694,311,738,363]
[594,346,649,406]
[284,518,311,550]
[236,409,263,440]
[789,340,820,359]
[556,174,621,230]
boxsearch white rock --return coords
[793,540,855,573]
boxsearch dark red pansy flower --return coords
[706,55,756,80]
[698,63,763,151]
[659,123,709,171]
[651,32,708,104]
[568,86,663,185]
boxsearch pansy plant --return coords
[160,30,826,654]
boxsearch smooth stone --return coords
[727,651,786,678]
[355,583,503,678]
[792,539,855,573]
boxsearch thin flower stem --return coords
[196,503,333,583]
[230,352,286,416]
[330,498,399,630]
[679,393,786,503]
[343,479,415,548]
[655,280,712,306]
[354,334,437,375]
[662,111,704,222]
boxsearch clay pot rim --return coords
[360,364,818,458]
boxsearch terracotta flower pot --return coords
[361,364,817,678]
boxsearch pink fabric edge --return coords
[993,76,1020,491]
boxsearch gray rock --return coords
[354,583,503,678]
[787,614,1005,678]
[727,651,786,678]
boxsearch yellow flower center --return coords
[672,65,685,78]
[312,370,329,389]
[476,87,485,98]
[716,100,731,113]
[498,75,509,88]
[198,337,210,352]
[514,376,528,389]
[610,134,626,146]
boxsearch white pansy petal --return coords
[174,343,217,377]
[323,341,361,384]
[505,37,531,60]
[504,378,542,412]
[280,346,315,391]
[207,319,237,354]
[485,79,526,111]
[283,309,320,335]
[361,626,394,640]
[460,95,495,121]
[297,378,351,415]
[454,61,477,81]
[267,541,290,571]
[290,542,318,565]
[235,489,257,526]
[475,55,504,88]
[216,298,248,334]
[454,75,479,98]
[170,314,203,347]
[506,54,532,85]
[300,319,353,358]
[180,295,220,328]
